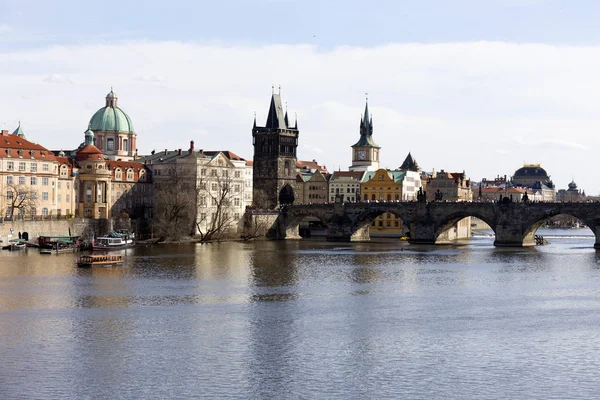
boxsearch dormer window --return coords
[29,150,34,158]
[17,149,22,157]
[6,148,11,157]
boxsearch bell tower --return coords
[252,88,299,209]
[350,98,380,172]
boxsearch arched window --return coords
[107,138,114,151]
[42,208,48,216]
[115,169,122,180]
[123,139,128,152]
[387,194,392,201]
[371,194,376,201]
[364,194,368,201]
[126,169,133,181]
[284,160,291,176]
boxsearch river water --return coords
[1,229,600,399]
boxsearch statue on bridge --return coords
[434,189,443,202]
[417,187,427,203]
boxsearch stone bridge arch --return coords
[278,205,333,239]
[433,210,496,243]
[519,207,598,247]
[345,204,416,241]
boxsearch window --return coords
[18,162,25,171]
[57,209,62,216]
[235,184,240,192]
[211,197,217,205]
[42,177,49,186]
[7,176,13,184]
[66,195,70,202]
[234,198,240,206]
[6,161,13,171]
[199,196,206,206]
[18,176,25,185]
[235,171,241,178]
[42,164,49,172]
[127,170,133,180]
[57,194,61,202]
[123,139,128,152]
[116,170,122,180]
[42,192,49,201]
[42,208,48,216]
[6,191,13,200]
[234,213,239,220]
[201,169,206,176]
[60,166,67,177]
[31,177,37,185]
[30,163,37,172]
[211,183,217,191]
[107,138,114,151]
[31,192,37,200]
[200,213,207,221]
[211,169,217,176]
[57,182,61,189]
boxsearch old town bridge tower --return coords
[252,90,299,209]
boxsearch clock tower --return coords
[350,99,380,171]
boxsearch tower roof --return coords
[399,152,420,172]
[12,122,25,138]
[352,99,379,148]
[265,93,288,129]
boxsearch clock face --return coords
[358,151,366,160]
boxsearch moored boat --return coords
[92,232,134,251]
[76,254,124,267]
[9,239,27,251]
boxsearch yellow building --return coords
[360,168,422,237]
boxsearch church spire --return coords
[351,97,379,148]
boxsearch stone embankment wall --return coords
[0,218,115,243]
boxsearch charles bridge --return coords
[259,200,600,248]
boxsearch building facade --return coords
[328,171,364,203]
[426,170,473,202]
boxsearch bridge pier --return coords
[493,224,534,247]
[407,222,436,245]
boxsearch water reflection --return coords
[1,235,600,398]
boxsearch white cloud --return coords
[1,41,600,193]
[0,24,11,33]
[43,73,73,84]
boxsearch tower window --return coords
[107,138,114,151]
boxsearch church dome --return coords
[89,90,134,134]
[513,164,549,179]
[568,180,578,190]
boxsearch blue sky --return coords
[1,0,599,193]
[3,0,600,48]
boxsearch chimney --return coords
[178,148,182,155]
[164,149,168,155]
[189,140,194,155]
[0,130,8,136]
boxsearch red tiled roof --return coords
[106,160,149,181]
[204,150,247,161]
[331,171,364,180]
[245,160,253,166]
[0,131,56,160]
[297,159,328,173]
[75,145,104,161]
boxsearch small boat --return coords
[9,239,27,251]
[76,254,124,267]
[92,232,134,251]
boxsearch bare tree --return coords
[2,183,37,219]
[152,164,196,240]
[195,172,238,242]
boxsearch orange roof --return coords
[75,145,104,162]
[480,187,528,194]
[0,131,56,160]
[245,160,253,166]
[331,171,364,180]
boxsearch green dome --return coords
[106,90,117,98]
[89,105,134,133]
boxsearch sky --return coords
[1,0,600,193]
